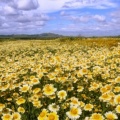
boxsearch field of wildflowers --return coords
[0,38,120,120]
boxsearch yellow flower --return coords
[12,112,21,120]
[79,101,85,108]
[67,86,74,91]
[17,107,25,113]
[48,103,60,112]
[99,93,111,102]
[2,114,12,120]
[81,94,88,100]
[1,83,10,91]
[105,111,118,120]
[54,55,61,63]
[66,107,82,120]
[89,82,100,91]
[114,87,120,93]
[115,76,120,83]
[7,98,12,101]
[100,85,112,93]
[0,103,5,111]
[13,93,19,98]
[33,88,41,94]
[29,94,39,102]
[38,109,48,120]
[84,104,93,111]
[30,75,35,80]
[58,77,67,83]
[37,73,43,79]
[47,112,59,120]
[100,87,108,93]
[2,108,12,114]
[76,70,83,78]
[77,86,84,92]
[19,85,30,93]
[47,73,56,80]
[90,113,104,120]
[70,97,79,107]
[93,66,101,73]
[49,94,56,99]
[30,78,40,85]
[43,84,57,96]
[114,94,120,104]
[115,105,120,113]
[57,90,67,100]
[16,98,26,105]
[32,100,42,108]
[49,58,56,65]
[81,68,88,75]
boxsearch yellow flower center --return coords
[33,79,38,82]
[60,92,65,97]
[4,115,11,118]
[13,115,18,119]
[72,100,78,104]
[40,112,46,117]
[46,86,52,91]
[92,114,102,119]
[23,87,27,90]
[117,97,120,103]
[107,114,114,119]
[86,105,92,109]
[49,115,55,120]
[70,108,78,115]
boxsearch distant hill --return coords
[38,33,63,38]
[0,33,120,41]
[0,33,64,40]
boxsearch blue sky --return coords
[0,0,120,36]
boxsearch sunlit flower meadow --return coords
[0,39,120,120]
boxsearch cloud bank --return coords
[0,0,120,36]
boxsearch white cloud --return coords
[60,11,67,16]
[0,0,117,14]
[16,14,31,23]
[68,15,90,22]
[36,0,116,13]
[14,0,39,10]
[110,9,120,27]
[14,13,49,23]
[60,11,106,23]
[93,15,106,22]
[0,0,50,32]
[0,6,49,33]
[59,16,120,35]
[3,5,18,15]
[1,23,9,28]
[63,0,117,9]
[37,0,70,13]
[111,9,120,18]
[0,0,120,36]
